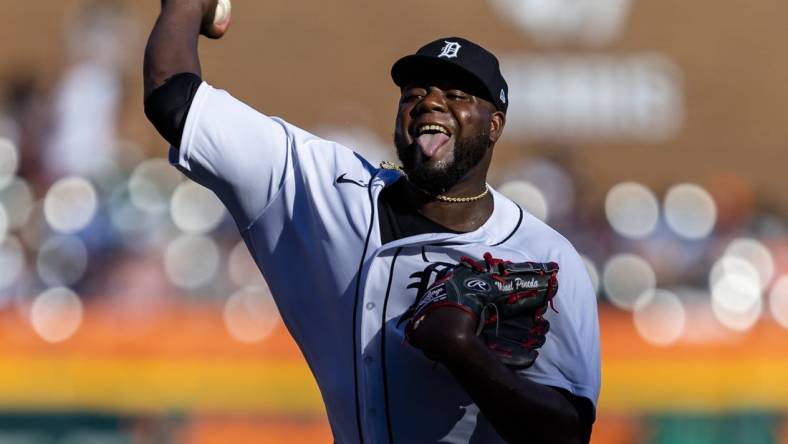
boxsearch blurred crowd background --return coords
[1,0,787,443]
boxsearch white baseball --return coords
[214,0,232,25]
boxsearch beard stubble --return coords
[394,129,490,195]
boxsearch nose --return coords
[412,87,447,115]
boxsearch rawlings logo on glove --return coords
[400,252,559,369]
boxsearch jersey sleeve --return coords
[171,82,307,230]
[171,81,377,239]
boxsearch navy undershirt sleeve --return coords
[144,72,203,147]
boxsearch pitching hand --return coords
[200,0,231,39]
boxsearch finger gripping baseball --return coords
[200,0,231,39]
[401,252,559,368]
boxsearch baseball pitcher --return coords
[143,1,600,442]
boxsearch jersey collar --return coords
[372,179,523,252]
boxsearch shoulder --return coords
[492,191,580,262]
[494,201,590,286]
[521,213,579,258]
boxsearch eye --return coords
[446,91,469,101]
[401,88,426,102]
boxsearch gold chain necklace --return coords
[380,161,490,203]
[431,186,489,203]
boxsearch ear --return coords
[488,111,506,145]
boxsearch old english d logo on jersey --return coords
[406,262,455,298]
[397,262,455,327]
[438,41,461,58]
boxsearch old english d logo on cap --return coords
[438,41,462,59]
[391,36,510,112]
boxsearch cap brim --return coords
[391,55,470,86]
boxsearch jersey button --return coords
[364,355,374,364]
[365,302,376,310]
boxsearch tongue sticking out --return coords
[416,133,450,158]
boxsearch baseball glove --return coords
[401,252,559,369]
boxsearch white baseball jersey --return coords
[170,82,601,444]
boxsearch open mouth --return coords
[414,123,452,158]
[416,123,451,137]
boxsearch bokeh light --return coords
[670,287,732,344]
[90,160,125,197]
[633,289,686,346]
[709,255,762,292]
[164,234,221,290]
[30,287,83,343]
[580,254,600,295]
[768,276,788,329]
[663,183,717,239]
[0,235,25,290]
[498,180,549,221]
[17,202,53,252]
[228,240,264,288]
[108,185,152,237]
[223,285,280,343]
[36,235,89,287]
[0,177,34,229]
[711,290,762,332]
[43,176,98,234]
[710,261,763,332]
[0,204,7,242]
[170,181,225,234]
[129,158,182,214]
[518,158,575,220]
[724,238,774,290]
[602,254,657,310]
[605,182,659,239]
[0,138,18,189]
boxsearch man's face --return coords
[393,72,503,195]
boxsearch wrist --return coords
[160,0,212,23]
[159,0,227,40]
[159,0,204,27]
[161,0,206,12]
[411,307,480,362]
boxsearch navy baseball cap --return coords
[391,37,509,113]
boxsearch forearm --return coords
[415,310,581,444]
[143,0,205,99]
[444,339,580,443]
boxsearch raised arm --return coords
[143,0,229,100]
[143,0,231,147]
